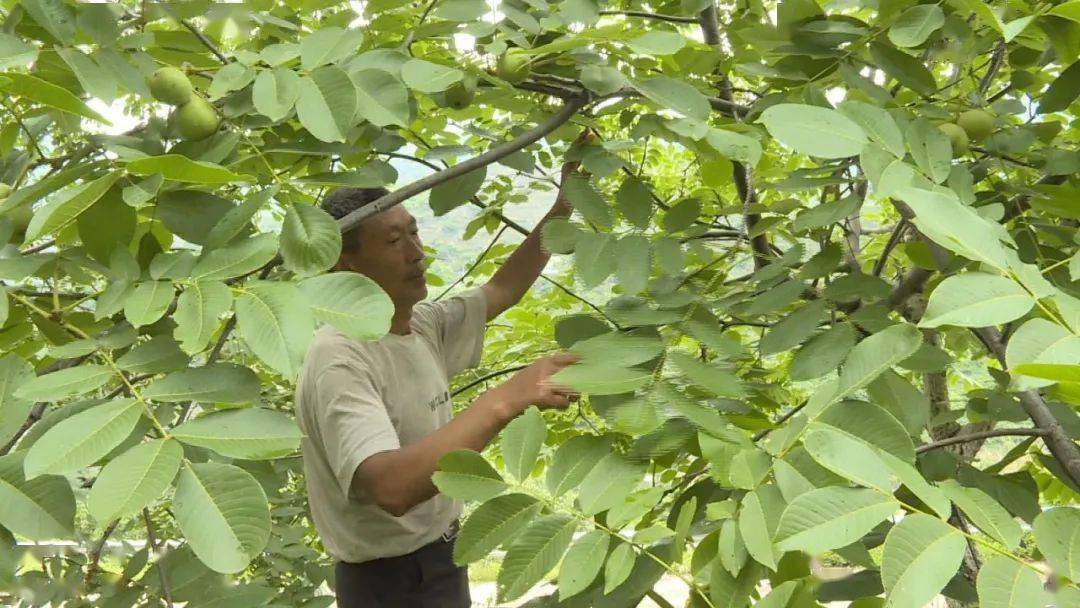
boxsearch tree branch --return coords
[872,220,908,277]
[972,326,1080,488]
[178,17,228,64]
[916,428,1048,454]
[339,95,589,233]
[144,508,173,607]
[82,520,119,592]
[598,10,698,23]
[452,364,528,397]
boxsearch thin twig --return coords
[598,10,698,23]
[753,401,807,441]
[452,364,528,397]
[872,220,908,277]
[915,428,1047,454]
[178,17,228,64]
[436,226,507,301]
[82,520,119,591]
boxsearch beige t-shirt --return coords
[294,287,487,564]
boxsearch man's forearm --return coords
[484,199,571,317]
[354,390,513,516]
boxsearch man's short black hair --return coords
[320,187,390,252]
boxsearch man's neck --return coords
[389,303,413,335]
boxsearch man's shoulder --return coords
[305,325,379,370]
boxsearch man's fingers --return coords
[549,352,580,367]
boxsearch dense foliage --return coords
[0,0,1078,606]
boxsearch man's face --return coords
[339,206,427,305]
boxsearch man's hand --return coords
[489,353,580,423]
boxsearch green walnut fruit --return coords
[173,97,220,141]
[496,49,531,84]
[0,183,11,199]
[444,76,477,110]
[148,67,194,106]
[938,122,969,157]
[957,109,994,141]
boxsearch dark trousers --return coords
[334,536,470,608]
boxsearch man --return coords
[294,153,583,608]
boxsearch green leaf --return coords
[116,336,191,375]
[881,513,966,608]
[1005,318,1080,390]
[173,281,233,355]
[738,486,784,570]
[976,555,1048,608]
[207,62,255,100]
[401,59,463,93]
[25,172,121,241]
[920,273,1033,328]
[1033,507,1080,582]
[632,75,710,121]
[760,300,827,355]
[0,34,39,70]
[149,251,197,280]
[172,408,300,460]
[57,47,117,103]
[569,332,663,368]
[352,69,411,128]
[552,361,651,395]
[546,434,609,497]
[574,232,616,288]
[881,453,951,519]
[0,451,74,540]
[432,449,507,502]
[296,66,358,142]
[0,355,34,448]
[15,364,113,402]
[939,480,1021,550]
[300,27,364,71]
[869,42,937,96]
[562,174,613,229]
[837,100,905,158]
[803,428,893,491]
[896,186,1011,270]
[705,128,763,167]
[615,175,654,229]
[24,398,141,478]
[906,119,952,183]
[888,4,945,47]
[192,233,279,281]
[497,513,577,602]
[669,352,743,399]
[87,438,183,524]
[867,370,932,436]
[173,462,271,573]
[577,453,646,515]
[143,363,260,404]
[0,72,108,123]
[434,0,487,21]
[22,0,74,44]
[1014,363,1080,383]
[501,406,546,481]
[1039,60,1080,114]
[429,166,486,215]
[124,281,174,328]
[126,155,249,184]
[817,401,915,463]
[758,104,867,159]
[776,487,898,554]
[235,281,314,379]
[603,541,636,593]
[614,235,651,295]
[280,204,341,278]
[626,31,686,55]
[789,323,857,381]
[558,528,608,599]
[832,324,924,407]
[454,493,540,564]
[298,272,393,341]
[252,68,300,122]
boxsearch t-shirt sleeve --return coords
[313,356,401,499]
[419,287,487,377]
